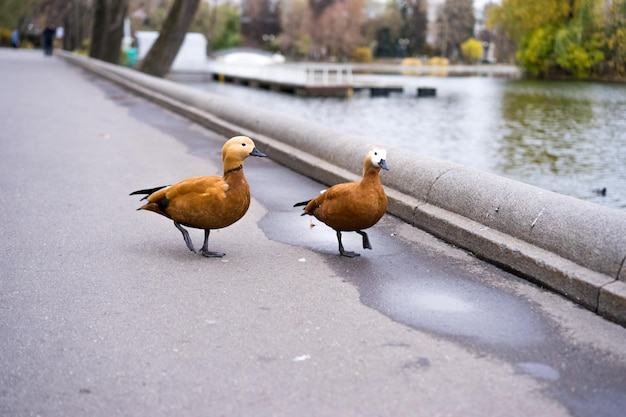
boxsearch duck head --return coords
[222,136,266,168]
[367,146,389,172]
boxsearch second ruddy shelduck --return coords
[294,146,389,257]
[130,136,266,257]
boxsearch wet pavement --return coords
[2,49,626,417]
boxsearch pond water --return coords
[183,75,626,210]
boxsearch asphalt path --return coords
[2,49,626,417]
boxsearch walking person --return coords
[10,29,19,48]
[42,24,55,56]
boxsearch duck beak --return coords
[379,159,389,170]
[250,147,266,158]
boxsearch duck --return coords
[592,187,607,196]
[130,136,266,257]
[294,146,389,257]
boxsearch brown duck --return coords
[130,136,266,257]
[294,146,389,257]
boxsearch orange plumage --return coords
[295,146,389,257]
[130,136,266,257]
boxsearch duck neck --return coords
[223,154,244,175]
[225,165,243,175]
[363,160,381,176]
[362,166,382,183]
[223,162,247,188]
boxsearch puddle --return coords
[411,292,473,313]
[516,362,560,381]
[374,274,547,347]
[256,175,548,349]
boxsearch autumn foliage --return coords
[489,0,626,80]
[460,38,483,63]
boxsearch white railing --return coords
[304,66,353,86]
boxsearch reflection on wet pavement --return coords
[259,197,549,351]
[377,277,546,347]
[516,362,560,381]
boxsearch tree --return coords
[516,27,556,76]
[1,0,92,50]
[0,0,40,29]
[309,0,336,17]
[240,0,280,48]
[63,0,93,51]
[278,0,312,58]
[492,0,609,79]
[363,1,403,57]
[207,4,243,52]
[311,0,366,60]
[553,0,604,78]
[90,0,128,64]
[191,1,242,54]
[136,0,201,77]
[600,0,626,78]
[483,2,515,63]
[398,0,428,55]
[490,0,570,46]
[460,37,483,63]
[435,0,475,58]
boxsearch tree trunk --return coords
[136,0,201,78]
[89,0,127,64]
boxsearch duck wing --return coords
[303,183,355,216]
[155,176,250,230]
[309,182,386,231]
[135,176,220,214]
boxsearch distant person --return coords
[10,29,19,48]
[42,24,55,56]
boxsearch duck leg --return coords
[356,230,372,250]
[336,231,360,258]
[200,229,225,258]
[174,222,196,253]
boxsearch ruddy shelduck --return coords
[130,136,266,257]
[294,146,389,257]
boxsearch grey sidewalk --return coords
[1,49,626,417]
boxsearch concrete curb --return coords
[57,51,626,327]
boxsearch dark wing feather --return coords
[130,185,170,201]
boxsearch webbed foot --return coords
[200,249,225,258]
[337,231,360,258]
[199,229,224,258]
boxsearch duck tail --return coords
[130,185,169,201]
[293,200,311,208]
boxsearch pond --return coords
[183,74,626,210]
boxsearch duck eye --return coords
[241,143,247,147]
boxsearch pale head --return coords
[221,136,266,163]
[367,146,389,171]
